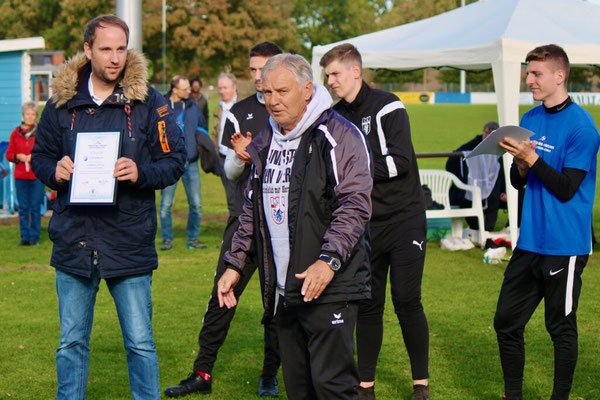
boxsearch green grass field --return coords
[1,104,600,399]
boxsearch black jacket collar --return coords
[340,81,370,111]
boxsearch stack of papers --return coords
[465,125,533,159]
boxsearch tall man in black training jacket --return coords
[321,43,430,400]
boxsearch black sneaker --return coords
[18,240,30,246]
[160,240,173,251]
[411,385,430,400]
[164,372,212,397]
[187,239,207,249]
[356,385,375,400]
[258,374,278,397]
[502,396,523,400]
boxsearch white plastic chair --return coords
[419,169,487,248]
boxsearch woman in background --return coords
[5,102,45,246]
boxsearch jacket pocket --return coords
[48,198,85,245]
[114,200,156,246]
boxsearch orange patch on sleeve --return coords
[156,105,169,118]
[158,120,171,153]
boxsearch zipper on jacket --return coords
[93,250,99,266]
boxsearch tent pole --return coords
[492,59,522,249]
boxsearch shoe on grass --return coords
[411,384,430,400]
[164,372,212,397]
[187,239,207,249]
[356,385,375,400]
[18,239,30,246]
[258,374,278,397]
[160,240,173,251]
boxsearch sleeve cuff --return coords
[226,263,243,276]
[233,156,245,168]
[132,164,148,188]
[530,157,544,172]
[319,250,341,261]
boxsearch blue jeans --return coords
[159,161,202,242]
[14,178,45,242]
[55,267,159,400]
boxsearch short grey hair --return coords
[21,101,37,115]
[218,72,237,87]
[261,53,313,86]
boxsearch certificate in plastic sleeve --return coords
[68,131,122,205]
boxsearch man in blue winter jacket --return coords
[159,75,209,251]
[31,15,186,400]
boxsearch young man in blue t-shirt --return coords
[495,44,600,400]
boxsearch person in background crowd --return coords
[211,72,238,214]
[5,101,45,246]
[159,75,208,251]
[446,121,507,232]
[190,77,209,123]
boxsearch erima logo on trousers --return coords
[331,312,344,325]
[413,240,424,251]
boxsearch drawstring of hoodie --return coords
[124,105,132,138]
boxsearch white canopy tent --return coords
[312,0,600,247]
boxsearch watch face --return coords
[330,258,341,271]
[320,254,341,271]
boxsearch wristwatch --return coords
[319,254,342,272]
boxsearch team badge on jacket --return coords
[270,196,286,224]
[361,116,371,135]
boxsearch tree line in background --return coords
[1,0,598,89]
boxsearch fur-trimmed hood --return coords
[51,50,148,108]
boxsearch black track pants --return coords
[193,215,281,377]
[494,248,587,400]
[276,298,360,400]
[356,212,429,382]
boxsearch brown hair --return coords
[319,43,362,69]
[525,44,570,83]
[84,15,129,48]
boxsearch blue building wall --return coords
[0,51,23,143]
[435,92,471,104]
